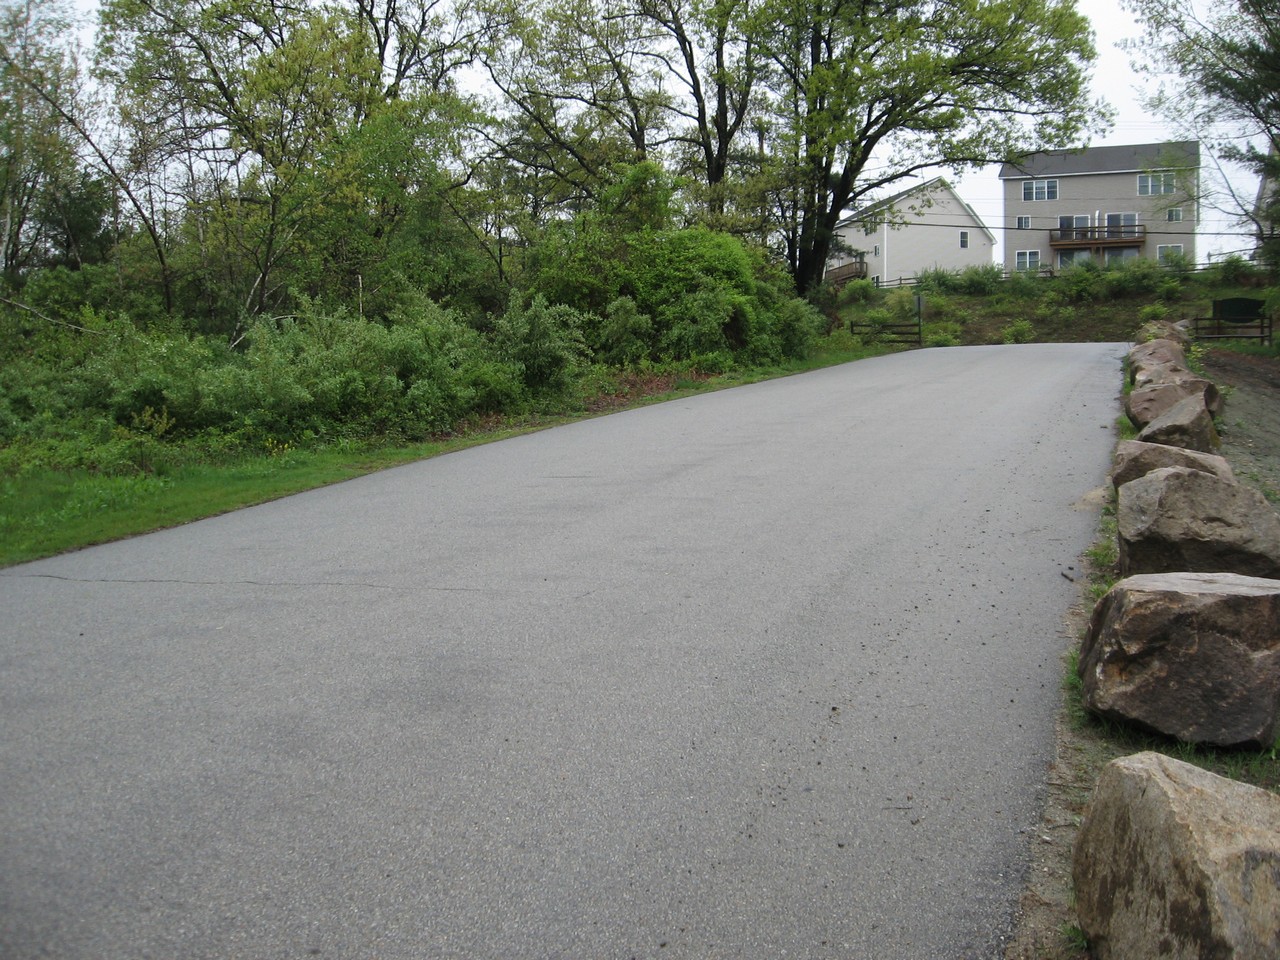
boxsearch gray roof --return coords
[997,141,1200,179]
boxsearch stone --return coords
[1117,467,1280,578]
[1079,572,1280,747]
[1134,320,1191,347]
[1110,440,1234,490]
[1126,378,1224,428]
[1143,366,1226,416]
[1136,394,1221,452]
[1129,338,1188,384]
[1073,751,1280,960]
[1132,362,1194,389]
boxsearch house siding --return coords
[1000,146,1199,273]
[828,182,995,284]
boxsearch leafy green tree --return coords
[1124,0,1280,264]
[754,0,1102,294]
[0,0,111,284]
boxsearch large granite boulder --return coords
[1117,467,1280,578]
[1073,752,1280,960]
[1110,440,1234,490]
[1135,394,1220,452]
[1079,573,1280,747]
[1125,378,1224,428]
[1129,338,1187,384]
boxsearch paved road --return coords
[1,343,1124,959]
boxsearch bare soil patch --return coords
[1003,346,1280,959]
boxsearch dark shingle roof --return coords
[997,141,1199,179]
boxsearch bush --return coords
[1209,253,1265,287]
[837,278,877,305]
[956,263,1005,296]
[1000,318,1037,344]
[493,293,590,396]
[1058,261,1104,302]
[1138,303,1170,324]
[922,321,962,347]
[916,267,959,294]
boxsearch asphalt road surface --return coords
[1,343,1125,959]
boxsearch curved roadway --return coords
[1,343,1125,959]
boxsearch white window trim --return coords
[1016,216,1031,229]
[1138,172,1177,196]
[1157,244,1184,261]
[959,230,969,249]
[1166,207,1183,222]
[1015,250,1041,272]
[1022,179,1058,201]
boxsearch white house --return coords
[824,178,996,285]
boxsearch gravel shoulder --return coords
[1003,345,1280,960]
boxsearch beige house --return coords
[825,178,996,285]
[998,141,1199,273]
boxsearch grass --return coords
[0,337,891,568]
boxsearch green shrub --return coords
[1000,318,1037,344]
[837,278,877,305]
[1058,261,1104,302]
[922,321,962,347]
[493,293,590,396]
[1138,303,1170,324]
[916,267,959,294]
[956,263,1004,296]
[1209,253,1264,286]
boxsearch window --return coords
[873,244,880,257]
[1058,214,1089,240]
[1016,216,1031,230]
[959,230,969,249]
[1167,207,1183,222]
[1106,248,1140,266]
[1016,250,1041,272]
[1022,179,1058,201]
[1106,212,1139,238]
[1138,172,1177,196]
[1058,249,1090,269]
[1157,244,1184,262]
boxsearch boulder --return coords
[1129,338,1187,384]
[1117,467,1280,578]
[1136,394,1221,452]
[1110,440,1234,490]
[1126,378,1224,428]
[1073,752,1280,960]
[1143,366,1226,416]
[1134,320,1191,347]
[1079,572,1280,747]
[1132,362,1194,389]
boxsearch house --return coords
[824,177,996,285]
[998,141,1199,273]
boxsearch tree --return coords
[0,0,111,284]
[1124,0,1280,264]
[754,0,1102,294]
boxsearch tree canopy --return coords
[1125,0,1280,262]
[0,0,1105,325]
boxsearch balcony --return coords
[825,260,870,284]
[1049,225,1147,249]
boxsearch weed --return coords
[1061,923,1089,953]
